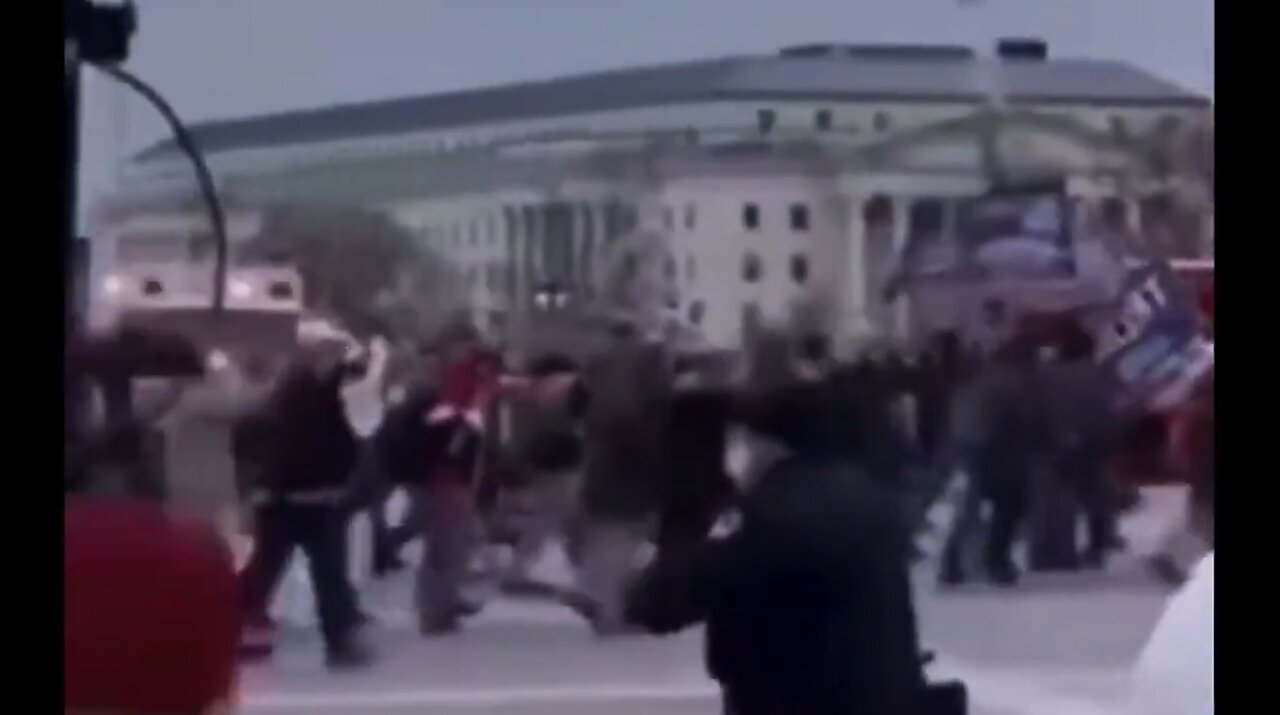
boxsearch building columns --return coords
[1124,197,1143,237]
[839,194,869,351]
[579,202,600,298]
[889,196,913,340]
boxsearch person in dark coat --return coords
[914,332,966,468]
[498,352,586,586]
[235,356,372,668]
[231,403,283,631]
[415,341,510,634]
[1031,333,1122,570]
[825,356,918,489]
[626,378,928,715]
[367,383,439,575]
[939,340,1046,586]
[577,323,671,635]
[657,379,735,556]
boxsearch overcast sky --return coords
[77,0,1213,219]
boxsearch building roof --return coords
[137,44,1208,163]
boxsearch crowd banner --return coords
[1092,260,1210,411]
[886,179,1079,304]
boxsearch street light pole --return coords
[65,0,135,333]
[67,1,231,319]
[93,64,230,317]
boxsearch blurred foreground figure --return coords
[657,369,734,556]
[1130,552,1214,715]
[65,325,206,497]
[65,497,239,715]
[625,379,930,715]
[158,351,275,527]
[1150,373,1214,585]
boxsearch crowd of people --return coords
[64,305,1214,715]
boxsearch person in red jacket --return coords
[1150,372,1214,585]
[65,497,240,715]
[415,330,577,633]
[418,333,520,633]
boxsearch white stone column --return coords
[513,206,530,313]
[530,204,545,282]
[890,195,912,340]
[1124,196,1143,237]
[581,202,600,297]
[840,194,868,353]
[941,197,960,247]
[568,201,583,290]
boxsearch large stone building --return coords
[95,40,1211,351]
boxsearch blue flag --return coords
[1094,261,1207,411]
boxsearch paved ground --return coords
[238,489,1190,715]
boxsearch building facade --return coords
[95,41,1212,351]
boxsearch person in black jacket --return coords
[940,340,1046,587]
[499,352,586,587]
[657,379,734,556]
[367,384,439,575]
[1030,332,1122,571]
[235,356,373,669]
[626,378,928,715]
[577,325,671,635]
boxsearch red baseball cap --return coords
[65,498,240,714]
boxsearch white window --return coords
[743,203,761,231]
[684,204,697,230]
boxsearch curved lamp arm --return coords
[92,63,229,317]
